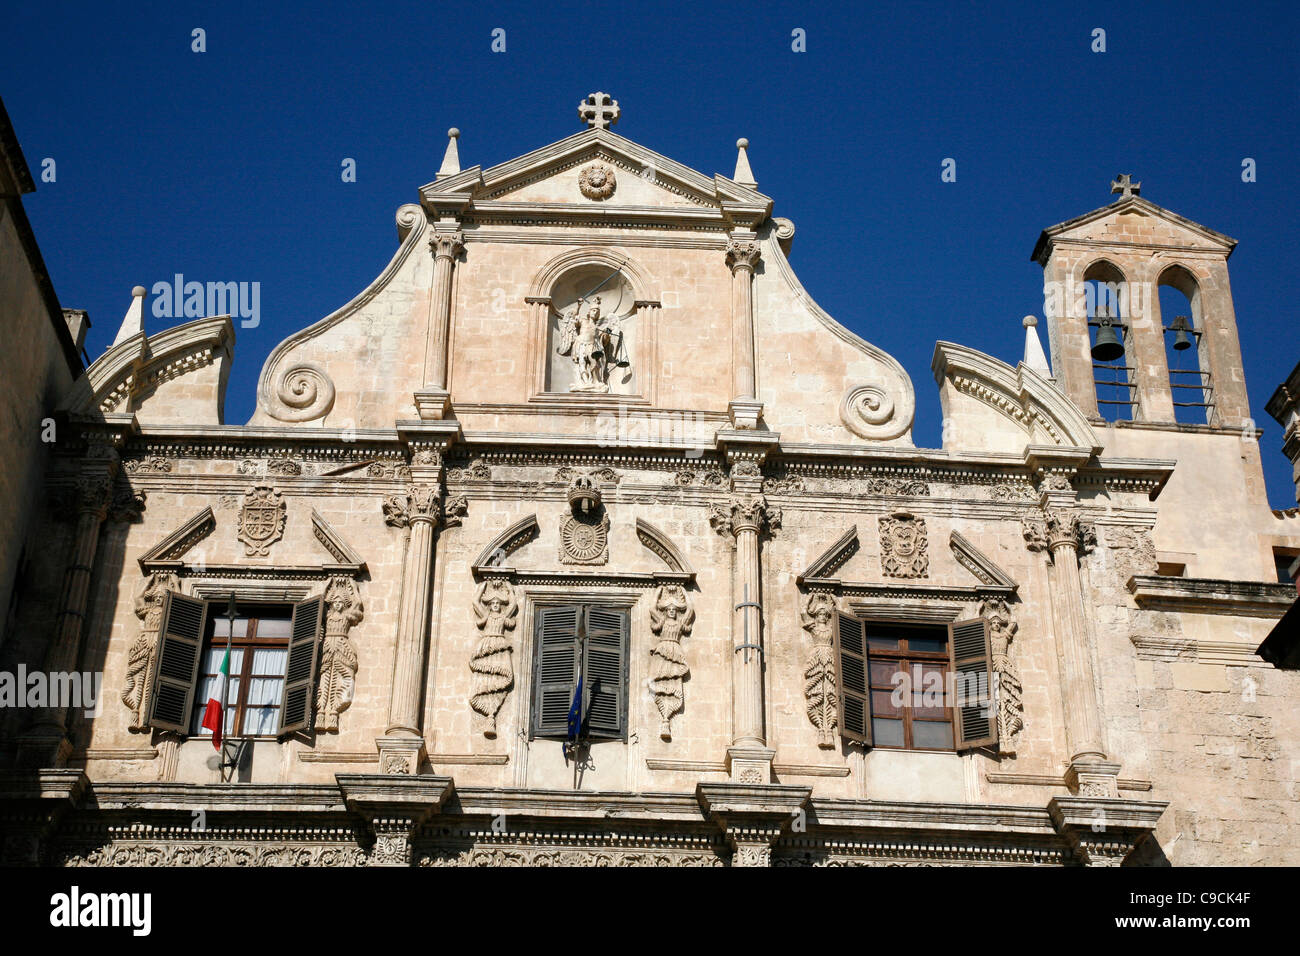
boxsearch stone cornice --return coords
[1127,575,1296,616]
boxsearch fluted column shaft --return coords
[731,520,764,746]
[1047,533,1106,763]
[386,477,442,736]
[424,230,463,390]
[726,239,759,402]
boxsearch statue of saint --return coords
[555,296,627,392]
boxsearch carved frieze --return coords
[122,456,172,475]
[317,577,364,732]
[879,511,928,578]
[858,476,930,497]
[648,585,693,740]
[236,486,287,556]
[801,593,838,749]
[469,580,518,737]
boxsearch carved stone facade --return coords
[4,96,1295,870]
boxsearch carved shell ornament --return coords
[579,163,616,200]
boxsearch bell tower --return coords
[1031,176,1249,428]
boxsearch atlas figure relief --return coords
[554,295,630,393]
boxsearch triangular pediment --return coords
[421,128,772,225]
[1032,196,1238,264]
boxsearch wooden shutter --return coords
[582,606,628,739]
[834,612,872,745]
[948,616,998,750]
[147,592,208,733]
[532,605,579,737]
[279,596,324,735]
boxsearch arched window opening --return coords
[1083,262,1134,421]
[1158,266,1214,424]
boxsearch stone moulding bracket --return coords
[635,518,695,575]
[950,531,1018,590]
[137,507,216,572]
[311,509,368,575]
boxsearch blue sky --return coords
[4,1,1297,506]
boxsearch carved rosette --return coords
[559,512,610,564]
[123,571,179,730]
[981,598,1023,754]
[648,585,694,740]
[709,494,780,539]
[236,486,287,556]
[317,577,364,732]
[578,163,616,200]
[468,580,519,737]
[879,510,928,578]
[801,593,839,749]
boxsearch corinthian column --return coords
[378,439,459,775]
[416,227,465,420]
[20,451,118,768]
[725,236,762,429]
[1024,486,1117,796]
[711,453,780,783]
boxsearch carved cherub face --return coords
[487,597,504,614]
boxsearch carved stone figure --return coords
[648,585,694,739]
[801,593,839,748]
[316,577,364,732]
[236,485,287,556]
[469,580,519,737]
[981,598,1023,753]
[879,510,928,578]
[554,296,627,393]
[122,571,179,730]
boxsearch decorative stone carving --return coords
[554,296,628,393]
[122,572,179,730]
[1107,527,1158,578]
[1038,472,1075,493]
[725,239,761,272]
[273,361,336,422]
[859,476,930,497]
[709,494,781,538]
[840,384,897,439]
[382,495,412,528]
[469,580,519,737]
[981,598,1023,754]
[317,578,364,732]
[992,481,1036,502]
[381,751,412,775]
[801,593,838,749]
[648,585,694,740]
[236,486,287,556]
[762,474,805,494]
[122,456,172,475]
[1025,509,1097,558]
[107,483,147,523]
[879,510,928,578]
[61,842,366,868]
[559,511,610,564]
[443,494,468,528]
[578,162,617,200]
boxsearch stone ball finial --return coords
[447,128,459,139]
[132,285,147,298]
[1023,314,1038,328]
[737,138,749,149]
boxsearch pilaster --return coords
[697,782,811,867]
[337,773,453,867]
[417,225,465,419]
[725,234,762,428]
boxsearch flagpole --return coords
[222,592,237,777]
[572,629,585,791]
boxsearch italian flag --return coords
[200,649,230,749]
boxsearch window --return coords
[531,603,629,740]
[146,592,324,737]
[190,606,292,738]
[834,612,997,751]
[1275,549,1299,586]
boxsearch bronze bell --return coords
[1091,305,1125,362]
[1171,315,1193,351]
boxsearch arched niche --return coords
[1079,259,1136,420]
[1157,263,1213,423]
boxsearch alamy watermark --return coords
[0,665,102,717]
[151,274,260,328]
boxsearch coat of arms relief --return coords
[237,485,287,556]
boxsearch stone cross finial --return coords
[1110,174,1141,199]
[579,92,620,130]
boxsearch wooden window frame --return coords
[529,601,630,742]
[191,602,294,739]
[860,618,957,753]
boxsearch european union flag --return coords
[566,676,584,750]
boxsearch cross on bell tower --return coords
[578,92,620,130]
[1110,173,1141,200]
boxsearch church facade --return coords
[3,93,1298,867]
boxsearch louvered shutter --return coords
[532,605,580,737]
[582,606,628,739]
[948,617,998,750]
[147,592,208,733]
[278,596,324,735]
[834,612,872,745]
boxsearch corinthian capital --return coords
[725,238,761,272]
[429,230,465,261]
[383,483,444,528]
[1024,508,1096,558]
[75,473,115,520]
[710,493,780,538]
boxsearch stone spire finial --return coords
[1022,315,1051,377]
[437,128,461,179]
[1110,173,1141,200]
[112,286,148,347]
[578,92,620,130]
[733,138,757,188]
